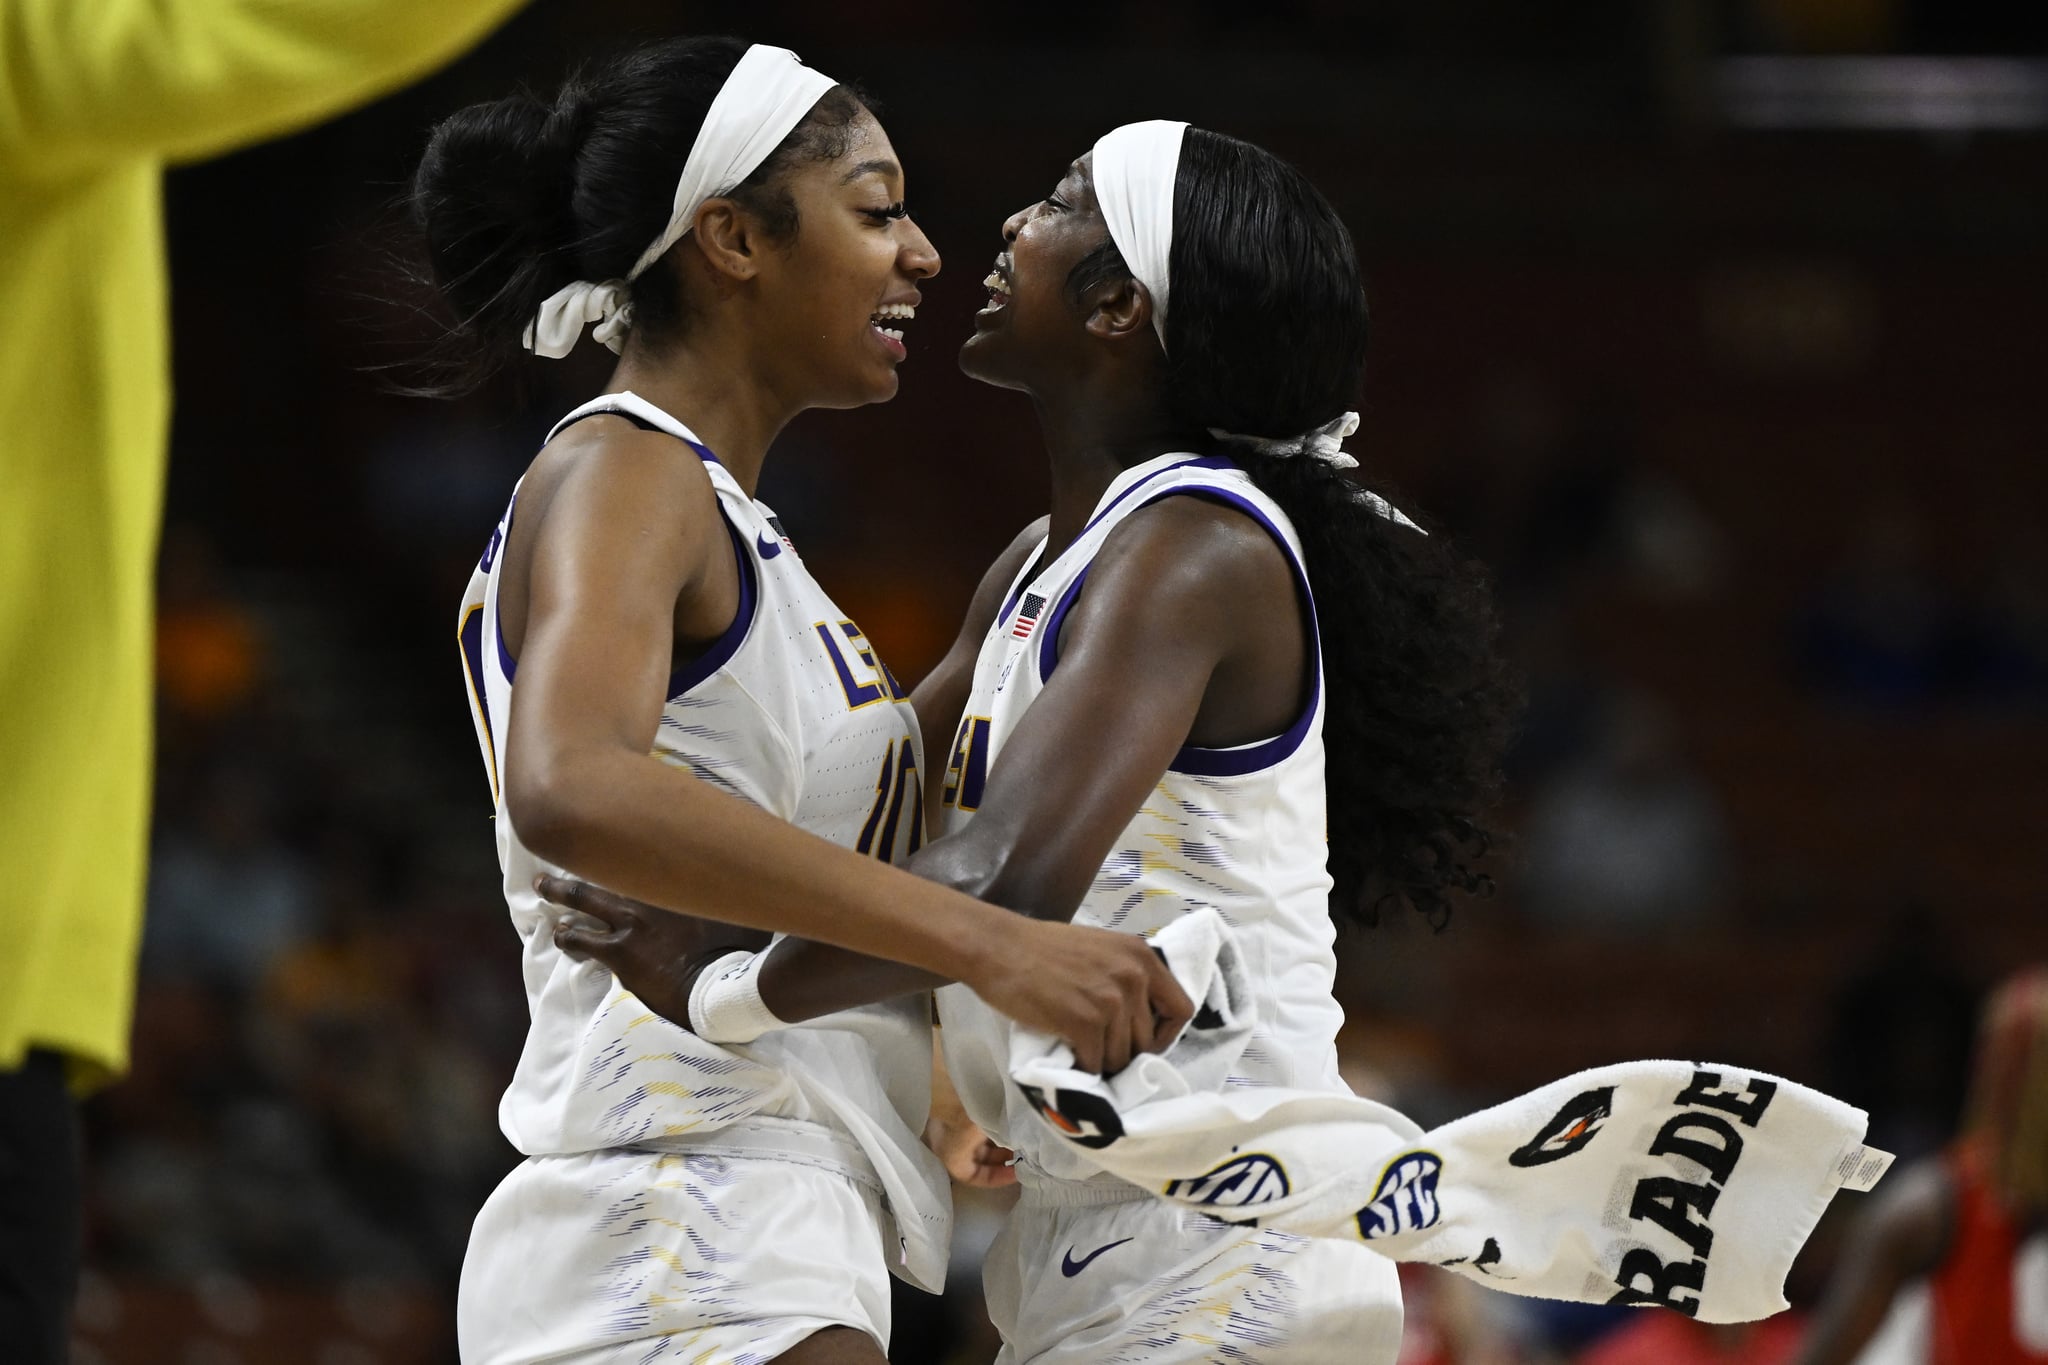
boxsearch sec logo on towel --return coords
[1357,1151,1443,1239]
[1162,1153,1292,1208]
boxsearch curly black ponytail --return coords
[1224,447,1514,930]
[1074,128,1518,929]
[405,36,870,395]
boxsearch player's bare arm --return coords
[1788,1159,1956,1365]
[548,510,1103,1003]
[553,493,1300,1071]
[906,493,1305,916]
[497,423,1185,1054]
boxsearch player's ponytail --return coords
[1159,129,1519,930]
[409,84,586,391]
[405,36,869,395]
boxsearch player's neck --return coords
[606,337,794,496]
[1033,392,1202,555]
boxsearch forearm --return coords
[1787,1267,1907,1365]
[1789,1165,1953,1365]
[757,825,1074,1022]
[756,941,947,1021]
[518,748,1007,983]
[538,765,1197,1072]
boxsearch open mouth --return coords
[871,301,915,344]
[980,257,1013,313]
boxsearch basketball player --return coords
[552,122,1517,1362]
[1792,967,2048,1365]
[411,43,1190,1365]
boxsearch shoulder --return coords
[537,415,719,501]
[520,415,724,540]
[1094,489,1294,600]
[1056,493,1298,670]
[507,414,732,598]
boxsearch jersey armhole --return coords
[489,493,757,700]
[491,488,521,682]
[500,405,750,697]
[666,507,760,699]
[1035,485,1321,778]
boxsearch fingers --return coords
[927,1114,1016,1187]
[1148,957,1196,1045]
[552,918,623,963]
[533,874,637,928]
[1129,943,1175,1056]
[1103,990,1139,1076]
[969,1140,1019,1189]
[1125,994,1156,1076]
[1069,1022,1104,1076]
[1105,941,1165,1075]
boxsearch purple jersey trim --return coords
[491,490,520,681]
[1036,483,1321,779]
[494,612,517,682]
[1082,456,1234,538]
[1163,489,1321,776]
[459,603,495,762]
[492,431,747,692]
[665,512,758,698]
[1005,457,1231,636]
[547,400,724,466]
[1036,566,1092,680]
[997,542,1048,628]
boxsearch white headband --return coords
[1090,120,1187,350]
[522,44,838,359]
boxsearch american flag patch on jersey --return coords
[1012,592,1047,640]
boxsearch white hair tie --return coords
[1208,411,1427,534]
[521,44,838,359]
[523,280,632,359]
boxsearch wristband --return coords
[686,950,787,1044]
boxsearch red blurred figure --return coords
[1580,1315,1803,1365]
[1792,967,2048,1365]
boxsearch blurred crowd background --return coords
[68,0,2047,1361]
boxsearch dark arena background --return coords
[75,1,2047,1361]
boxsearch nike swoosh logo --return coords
[755,531,781,559]
[1060,1237,1133,1277]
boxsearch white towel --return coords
[1009,909,1892,1324]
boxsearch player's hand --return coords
[924,1110,1018,1188]
[537,875,769,1028]
[962,917,1195,1076]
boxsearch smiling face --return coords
[958,152,1118,394]
[745,111,941,408]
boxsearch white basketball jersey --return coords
[935,451,1349,1185]
[456,391,948,1280]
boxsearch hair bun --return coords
[415,89,583,264]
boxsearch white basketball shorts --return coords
[980,1178,1404,1365]
[457,1124,893,1364]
